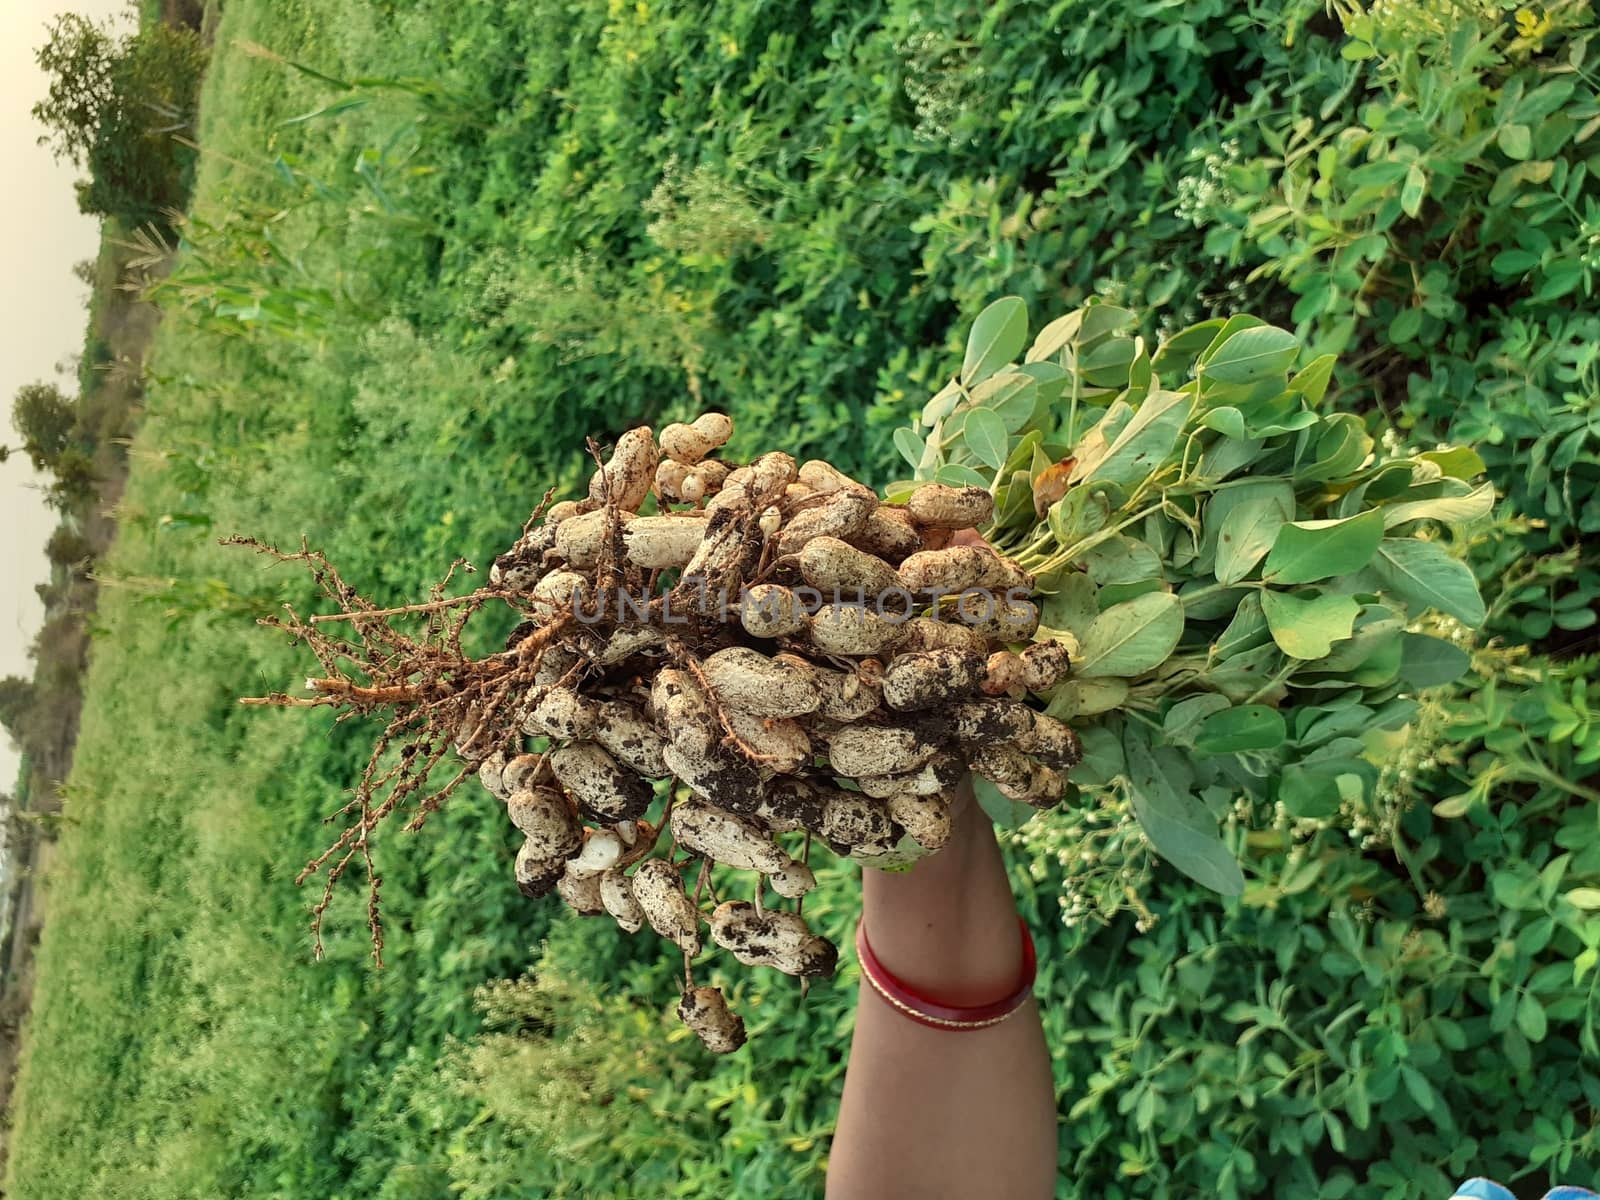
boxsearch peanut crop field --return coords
[7,1,1600,1197]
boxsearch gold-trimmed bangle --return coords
[854,918,1035,1031]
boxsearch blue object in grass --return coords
[1451,1180,1598,1200]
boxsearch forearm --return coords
[827,781,1057,1200]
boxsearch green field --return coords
[8,0,1600,1197]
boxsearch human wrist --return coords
[858,778,1026,1004]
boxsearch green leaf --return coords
[1208,641,1284,703]
[1125,731,1244,896]
[1401,163,1427,217]
[1014,361,1068,406]
[1162,694,1232,747]
[971,372,1040,432]
[1203,326,1300,385]
[1261,590,1362,660]
[1288,354,1337,406]
[1081,339,1145,390]
[1347,1072,1371,1130]
[1038,571,1098,640]
[972,773,1037,829]
[1262,510,1384,584]
[1398,633,1470,689]
[1380,481,1495,528]
[281,95,372,126]
[1516,992,1548,1043]
[1371,538,1487,625]
[1565,888,1600,911]
[963,408,1010,471]
[1195,705,1287,754]
[1418,446,1485,479]
[1400,1066,1437,1115]
[1214,592,1272,658]
[921,379,964,426]
[1053,677,1129,717]
[962,297,1028,386]
[1081,535,1163,585]
[1279,763,1350,818]
[1201,406,1247,439]
[893,427,926,471]
[1300,414,1373,483]
[1070,724,1126,789]
[1499,122,1533,160]
[1067,401,1135,482]
[932,462,992,489]
[1079,389,1193,487]
[1152,318,1228,378]
[1075,592,1186,679]
[1025,311,1083,364]
[1047,482,1113,548]
[1214,487,1294,585]
[1388,307,1423,343]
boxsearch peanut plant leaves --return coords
[1418,446,1486,479]
[1025,310,1082,364]
[1262,510,1384,584]
[971,371,1040,432]
[1380,481,1496,529]
[1162,694,1232,747]
[1202,326,1300,385]
[1194,705,1287,754]
[932,462,991,489]
[1287,353,1337,405]
[906,299,1491,897]
[1371,538,1487,625]
[1214,486,1294,585]
[1079,388,1193,488]
[972,774,1037,829]
[1261,589,1361,659]
[1125,730,1244,896]
[893,427,925,472]
[963,408,1010,471]
[1080,535,1164,585]
[1075,592,1185,678]
[921,379,964,426]
[961,296,1028,387]
[1399,633,1471,689]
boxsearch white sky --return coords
[1,0,131,790]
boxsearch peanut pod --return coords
[631,859,702,955]
[677,985,746,1053]
[709,901,838,978]
[549,743,653,821]
[588,426,658,511]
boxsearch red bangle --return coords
[855,917,1036,1031]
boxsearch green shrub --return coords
[1176,0,1600,626]
[1010,638,1600,1199]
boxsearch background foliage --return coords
[6,0,1598,1197]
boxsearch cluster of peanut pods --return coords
[467,413,1080,1051]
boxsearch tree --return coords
[0,677,34,742]
[30,15,115,166]
[46,448,100,510]
[32,15,209,230]
[45,525,94,569]
[10,382,78,472]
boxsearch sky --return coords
[1,0,130,791]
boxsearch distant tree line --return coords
[32,13,208,233]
